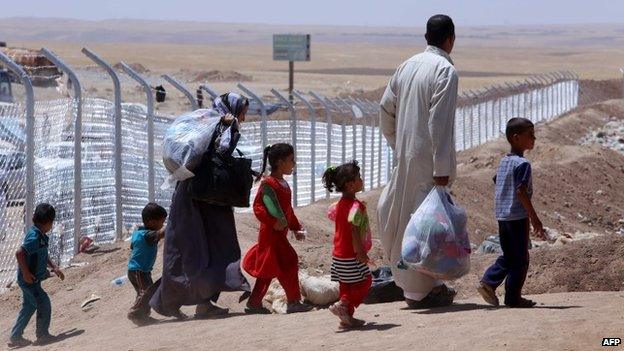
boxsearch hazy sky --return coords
[2,0,623,27]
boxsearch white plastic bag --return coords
[399,186,471,280]
[162,109,222,181]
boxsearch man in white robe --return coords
[378,14,459,308]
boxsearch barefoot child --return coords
[323,161,373,329]
[127,203,168,323]
[242,143,312,314]
[477,118,546,308]
[8,204,64,348]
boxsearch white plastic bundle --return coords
[399,186,471,280]
[162,109,222,181]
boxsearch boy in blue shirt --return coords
[9,203,64,348]
[478,118,546,308]
[127,203,166,323]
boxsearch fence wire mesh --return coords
[0,74,579,290]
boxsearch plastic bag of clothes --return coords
[398,186,471,280]
[162,109,222,181]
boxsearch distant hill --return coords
[1,17,623,47]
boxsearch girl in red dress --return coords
[323,161,373,329]
[242,143,313,314]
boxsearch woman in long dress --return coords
[150,93,251,318]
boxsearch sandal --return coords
[329,302,351,325]
[406,284,456,309]
[245,303,272,315]
[7,337,31,348]
[286,301,313,314]
[477,282,500,307]
[195,303,229,319]
[506,297,537,308]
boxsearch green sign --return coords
[273,34,311,61]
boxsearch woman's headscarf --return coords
[212,92,249,118]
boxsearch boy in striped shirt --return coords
[478,118,546,308]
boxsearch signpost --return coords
[273,34,311,103]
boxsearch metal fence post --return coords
[523,80,533,120]
[271,89,298,207]
[565,71,573,111]
[495,86,504,133]
[545,74,555,120]
[340,98,358,162]
[162,74,198,111]
[293,90,317,203]
[535,75,548,120]
[349,97,369,189]
[468,91,481,145]
[484,87,497,139]
[373,99,382,187]
[120,62,155,203]
[0,51,35,231]
[310,91,332,199]
[82,48,123,241]
[364,99,378,188]
[238,84,268,151]
[200,84,219,100]
[528,77,541,121]
[330,98,348,164]
[42,48,83,254]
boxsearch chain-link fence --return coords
[0,47,580,291]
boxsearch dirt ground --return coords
[1,99,624,350]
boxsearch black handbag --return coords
[189,123,255,207]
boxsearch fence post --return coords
[120,62,155,203]
[351,98,367,183]
[310,91,332,199]
[553,72,562,115]
[372,99,382,187]
[348,97,369,189]
[82,48,123,241]
[565,71,573,111]
[468,91,481,145]
[238,84,268,151]
[42,48,83,254]
[527,77,541,121]
[0,51,35,231]
[293,90,317,203]
[340,98,358,162]
[199,84,219,100]
[544,74,553,119]
[329,98,348,164]
[162,74,198,111]
[494,86,504,133]
[364,98,380,188]
[547,73,558,116]
[271,89,299,207]
[484,87,497,139]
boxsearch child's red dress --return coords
[328,197,372,316]
[243,176,302,307]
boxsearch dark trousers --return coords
[11,282,51,340]
[128,270,160,319]
[481,218,530,306]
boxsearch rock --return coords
[81,293,101,311]
[477,235,502,254]
[596,189,605,195]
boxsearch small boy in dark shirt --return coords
[478,118,546,308]
[8,204,64,348]
[127,203,167,323]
